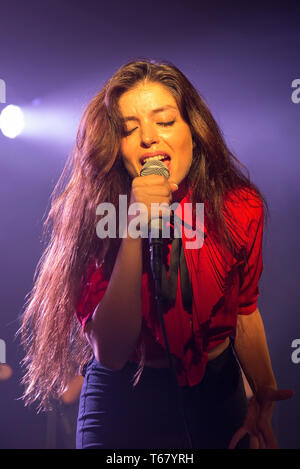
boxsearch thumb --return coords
[169,181,179,192]
[257,386,295,402]
[274,389,295,400]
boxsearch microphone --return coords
[140,159,170,291]
[139,160,194,449]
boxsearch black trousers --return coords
[76,340,250,449]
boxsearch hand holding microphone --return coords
[128,159,178,230]
[128,159,178,288]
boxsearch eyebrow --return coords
[123,105,177,122]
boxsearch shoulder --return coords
[224,185,264,225]
[222,186,265,249]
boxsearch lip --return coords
[139,151,171,166]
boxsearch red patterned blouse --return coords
[75,186,264,387]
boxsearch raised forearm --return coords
[85,234,143,370]
[234,308,278,395]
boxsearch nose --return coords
[140,125,159,148]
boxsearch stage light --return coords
[0,105,25,139]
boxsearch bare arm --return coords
[84,234,143,370]
[234,307,277,394]
[229,307,294,449]
[84,174,177,371]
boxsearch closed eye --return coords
[123,127,137,136]
[123,120,175,137]
[157,120,175,126]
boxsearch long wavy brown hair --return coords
[18,58,267,412]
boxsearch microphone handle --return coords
[149,215,164,294]
[149,240,163,283]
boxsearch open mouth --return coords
[140,154,171,166]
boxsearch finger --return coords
[169,181,179,192]
[273,389,295,401]
[258,422,280,449]
[243,397,260,430]
[249,434,259,449]
[228,427,248,449]
[257,387,294,403]
[134,174,169,190]
[257,432,266,449]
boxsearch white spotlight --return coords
[0,105,25,139]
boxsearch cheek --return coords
[120,140,128,159]
[120,141,139,177]
[176,133,193,163]
[120,141,133,165]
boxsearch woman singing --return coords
[19,59,293,449]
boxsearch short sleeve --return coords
[75,260,109,330]
[238,201,264,315]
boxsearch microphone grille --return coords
[140,159,170,179]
